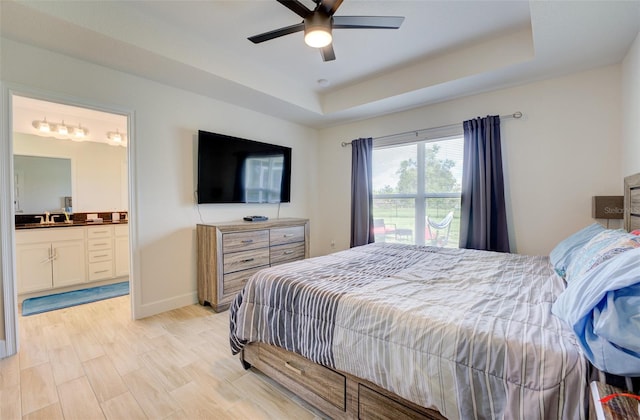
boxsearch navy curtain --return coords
[459,116,510,252]
[350,138,374,247]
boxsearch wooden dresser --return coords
[197,218,309,312]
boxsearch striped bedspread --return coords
[230,243,588,419]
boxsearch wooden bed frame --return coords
[240,342,445,419]
[238,173,640,419]
[624,172,640,232]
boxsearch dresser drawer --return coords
[270,226,304,247]
[223,230,269,253]
[88,261,114,281]
[358,384,428,419]
[87,226,113,239]
[88,249,113,263]
[258,345,345,411]
[223,248,270,274]
[87,238,112,252]
[270,242,305,265]
[223,266,264,296]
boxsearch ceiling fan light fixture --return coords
[304,14,332,48]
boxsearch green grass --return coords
[373,200,460,247]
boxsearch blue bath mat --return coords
[22,281,129,316]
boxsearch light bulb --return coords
[74,125,86,138]
[304,29,332,48]
[36,118,50,132]
[57,121,68,135]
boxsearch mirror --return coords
[14,155,72,214]
[13,132,128,214]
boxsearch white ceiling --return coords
[1,0,639,129]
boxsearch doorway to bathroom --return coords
[10,93,133,332]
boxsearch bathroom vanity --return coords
[15,221,129,295]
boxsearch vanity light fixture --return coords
[107,129,125,145]
[56,121,69,135]
[32,117,89,140]
[32,118,51,133]
[73,124,88,139]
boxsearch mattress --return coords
[230,243,588,419]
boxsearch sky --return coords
[372,137,464,192]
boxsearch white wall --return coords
[317,65,623,256]
[1,38,319,318]
[14,133,127,213]
[622,31,640,177]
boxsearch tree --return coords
[395,158,417,193]
[424,145,459,193]
[395,145,460,194]
[374,185,394,195]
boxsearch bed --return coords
[229,175,640,419]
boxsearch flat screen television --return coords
[197,130,292,204]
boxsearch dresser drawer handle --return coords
[241,239,254,244]
[94,269,110,274]
[241,258,255,263]
[283,250,294,255]
[93,243,109,246]
[94,254,109,258]
[283,234,294,238]
[284,361,303,375]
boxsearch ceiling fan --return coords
[248,0,405,62]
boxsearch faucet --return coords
[35,215,45,224]
[45,212,50,224]
[50,215,59,223]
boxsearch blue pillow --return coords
[549,223,605,278]
[552,247,640,376]
[564,229,640,283]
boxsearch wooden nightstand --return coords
[590,381,640,420]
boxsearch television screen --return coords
[197,130,292,204]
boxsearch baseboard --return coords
[136,291,198,319]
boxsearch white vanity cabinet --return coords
[16,227,86,294]
[16,223,130,295]
[114,224,129,277]
[87,226,114,281]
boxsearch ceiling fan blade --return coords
[320,44,336,62]
[248,22,305,44]
[318,0,344,16]
[276,0,313,18]
[332,16,405,29]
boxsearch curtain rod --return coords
[341,111,523,147]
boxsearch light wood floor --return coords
[0,296,324,419]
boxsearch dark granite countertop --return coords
[16,220,128,230]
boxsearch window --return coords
[372,135,463,247]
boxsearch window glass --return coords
[424,138,463,193]
[372,136,463,247]
[372,198,415,243]
[372,144,417,194]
